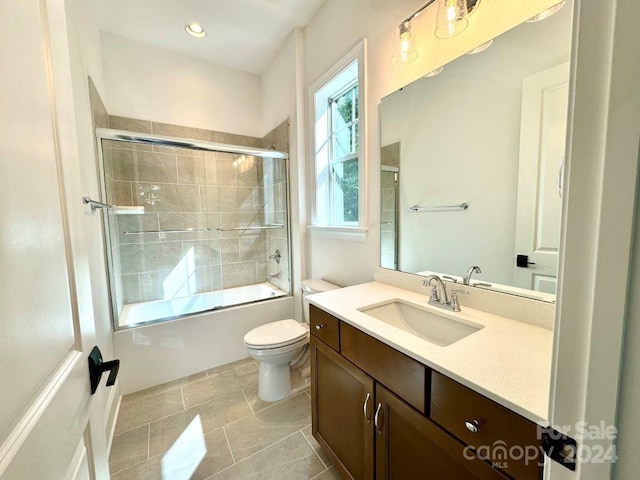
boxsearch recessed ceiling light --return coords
[526,1,565,23]
[185,22,206,38]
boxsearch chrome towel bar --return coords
[409,203,468,212]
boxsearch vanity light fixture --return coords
[526,1,565,23]
[185,22,206,38]
[393,0,481,64]
[393,20,419,64]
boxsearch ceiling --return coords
[89,0,327,75]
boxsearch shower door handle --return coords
[88,346,120,395]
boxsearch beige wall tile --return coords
[222,261,258,288]
[133,183,201,213]
[216,155,237,186]
[152,121,216,142]
[88,77,110,129]
[177,154,205,184]
[134,151,179,184]
[110,115,152,134]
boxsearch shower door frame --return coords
[94,128,293,331]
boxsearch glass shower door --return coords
[100,137,291,329]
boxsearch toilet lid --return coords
[244,319,309,348]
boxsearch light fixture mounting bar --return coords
[402,0,437,25]
[402,0,480,25]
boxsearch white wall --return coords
[101,32,262,137]
[261,29,309,321]
[303,0,563,286]
[381,7,571,285]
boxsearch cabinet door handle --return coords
[465,420,480,433]
[363,393,371,420]
[315,324,325,330]
[374,403,384,433]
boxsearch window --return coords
[311,41,366,240]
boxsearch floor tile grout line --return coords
[311,467,332,480]
[121,360,255,407]
[182,382,258,411]
[205,429,306,478]
[300,427,329,469]
[222,425,236,465]
[180,385,186,410]
[217,391,309,430]
[147,423,151,461]
[240,387,255,414]
[116,386,259,439]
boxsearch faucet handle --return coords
[450,289,461,312]
[429,285,440,303]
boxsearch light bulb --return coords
[185,22,206,38]
[393,21,418,64]
[435,0,469,39]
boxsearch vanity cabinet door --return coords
[311,337,374,480]
[375,384,507,480]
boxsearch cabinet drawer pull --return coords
[363,393,371,420]
[315,324,325,330]
[465,420,480,433]
[374,403,384,433]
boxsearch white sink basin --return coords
[358,300,483,347]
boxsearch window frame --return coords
[309,40,367,241]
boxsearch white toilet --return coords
[243,279,340,402]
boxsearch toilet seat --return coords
[243,319,309,350]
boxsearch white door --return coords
[0,1,110,478]
[513,62,570,294]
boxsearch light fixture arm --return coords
[401,0,479,25]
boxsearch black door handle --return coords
[88,346,120,394]
[516,254,536,268]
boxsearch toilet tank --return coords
[301,279,341,323]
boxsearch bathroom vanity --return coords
[309,282,552,480]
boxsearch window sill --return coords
[308,225,368,242]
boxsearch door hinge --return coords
[541,427,577,471]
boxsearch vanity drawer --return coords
[430,372,543,480]
[309,304,340,351]
[341,322,426,413]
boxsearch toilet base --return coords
[257,361,292,402]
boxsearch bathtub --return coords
[113,283,295,394]
[119,282,288,328]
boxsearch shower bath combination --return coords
[96,128,292,329]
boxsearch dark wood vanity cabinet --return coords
[310,337,374,480]
[310,305,543,480]
[375,384,506,480]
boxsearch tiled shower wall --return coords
[262,122,290,293]
[99,114,289,311]
[381,142,400,270]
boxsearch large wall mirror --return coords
[380,2,572,302]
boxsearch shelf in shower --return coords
[216,224,284,232]
[122,228,213,235]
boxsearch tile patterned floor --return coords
[110,358,341,480]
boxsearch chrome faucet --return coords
[267,272,281,281]
[423,275,461,312]
[463,265,482,286]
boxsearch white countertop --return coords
[308,281,553,425]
